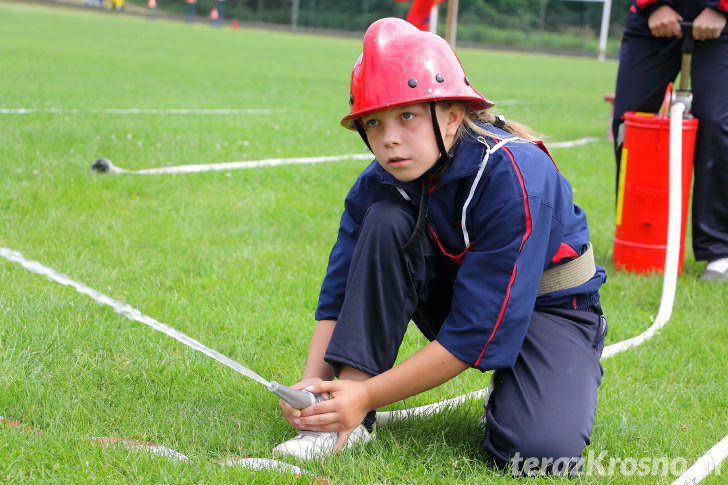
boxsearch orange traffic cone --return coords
[232,18,238,30]
[210,7,219,20]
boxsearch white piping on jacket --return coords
[395,136,520,246]
[461,136,520,247]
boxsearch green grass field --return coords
[1,2,726,483]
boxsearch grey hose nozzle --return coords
[268,381,323,410]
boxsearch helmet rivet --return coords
[464,76,470,86]
[435,73,444,83]
[349,95,354,105]
[407,78,418,88]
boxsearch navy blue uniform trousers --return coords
[612,26,728,261]
[324,200,607,471]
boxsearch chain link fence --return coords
[138,0,635,56]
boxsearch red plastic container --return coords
[614,90,698,274]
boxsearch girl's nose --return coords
[382,123,400,147]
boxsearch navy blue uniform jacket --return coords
[628,0,728,34]
[315,126,607,371]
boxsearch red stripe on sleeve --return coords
[508,149,532,251]
[474,148,531,367]
[474,265,517,367]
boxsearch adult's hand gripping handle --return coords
[268,381,324,410]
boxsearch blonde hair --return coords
[446,102,540,143]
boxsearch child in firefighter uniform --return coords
[275,17,608,473]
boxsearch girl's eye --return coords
[364,119,379,128]
[401,112,415,121]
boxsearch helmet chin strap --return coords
[402,102,451,252]
[427,101,450,173]
[354,119,373,152]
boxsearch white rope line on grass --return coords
[0,248,682,416]
[671,434,728,485]
[92,437,190,463]
[218,456,321,478]
[373,287,668,424]
[601,316,667,359]
[371,322,670,425]
[375,388,488,426]
[91,153,374,175]
[2,247,490,427]
[3,242,719,481]
[0,248,273,388]
[1,419,321,478]
[90,137,602,176]
[0,108,279,115]
[0,248,323,479]
[94,435,328,478]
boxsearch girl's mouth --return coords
[387,157,409,168]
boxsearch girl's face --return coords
[361,102,465,182]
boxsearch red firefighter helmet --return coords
[341,17,493,129]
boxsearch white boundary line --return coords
[0,108,279,115]
[2,105,525,114]
[3,242,721,482]
[548,136,602,149]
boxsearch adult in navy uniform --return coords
[612,0,728,281]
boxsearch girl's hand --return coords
[648,5,683,38]
[277,377,332,430]
[693,8,726,40]
[295,379,372,451]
